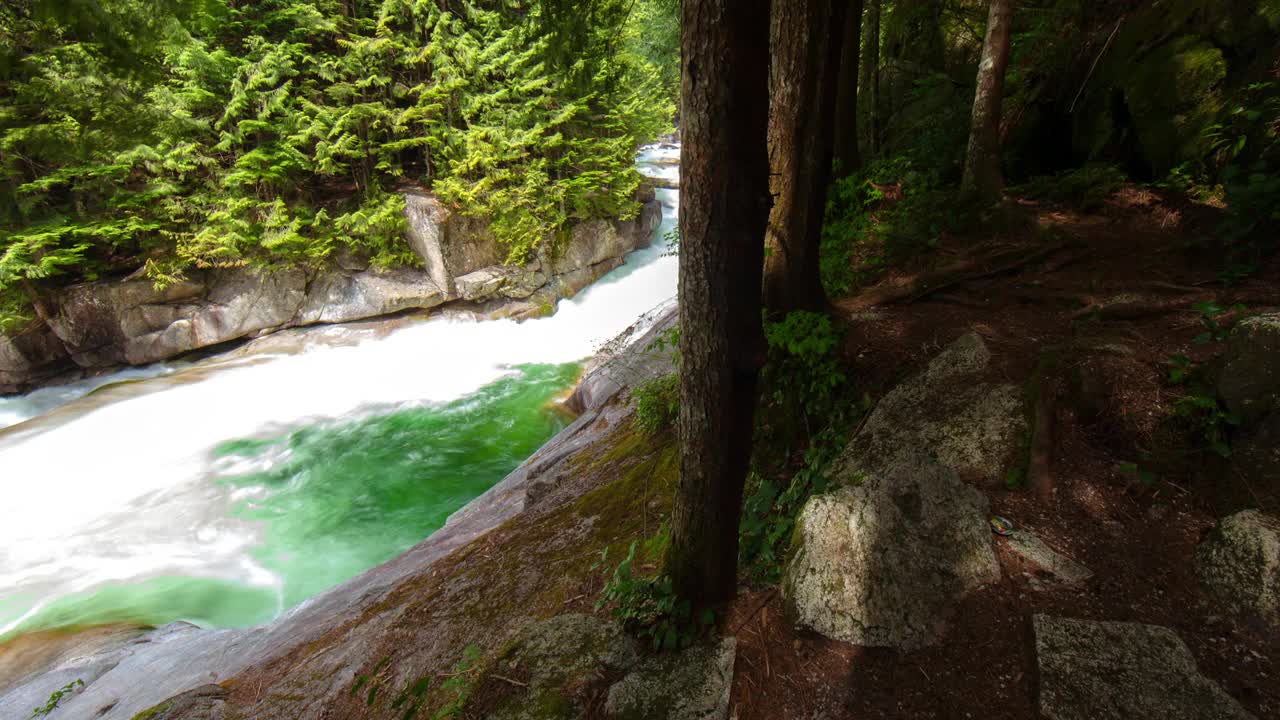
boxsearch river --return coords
[0,145,679,642]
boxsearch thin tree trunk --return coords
[762,0,847,313]
[833,0,865,175]
[863,0,881,156]
[960,0,1013,205]
[666,0,772,606]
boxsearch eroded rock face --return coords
[783,457,1000,649]
[0,192,662,392]
[47,268,308,368]
[0,325,71,392]
[1033,615,1254,720]
[833,331,1027,487]
[1219,314,1280,426]
[1197,510,1280,628]
[402,191,504,299]
[296,268,444,325]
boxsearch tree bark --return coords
[666,0,772,606]
[833,0,865,175]
[960,0,1013,206]
[861,0,881,156]
[762,0,847,313]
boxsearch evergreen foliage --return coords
[0,0,677,327]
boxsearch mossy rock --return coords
[1122,36,1226,175]
[1071,0,1280,176]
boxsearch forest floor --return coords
[722,185,1280,719]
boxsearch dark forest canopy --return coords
[0,0,678,329]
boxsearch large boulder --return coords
[832,331,1027,487]
[783,457,1000,649]
[1218,313,1280,426]
[1197,510,1280,628]
[295,268,444,325]
[1033,615,1254,720]
[1069,1,1277,176]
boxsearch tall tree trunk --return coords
[861,0,881,156]
[762,0,847,313]
[833,0,865,175]
[666,0,772,606]
[960,0,1013,206]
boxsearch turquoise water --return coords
[1,364,577,635]
[0,144,680,641]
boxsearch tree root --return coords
[1068,300,1191,322]
[839,242,1067,311]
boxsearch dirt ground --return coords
[723,186,1280,719]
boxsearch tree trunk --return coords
[666,0,772,606]
[762,0,847,313]
[960,0,1013,206]
[861,0,881,156]
[833,0,865,176]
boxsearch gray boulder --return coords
[1034,615,1254,719]
[1197,510,1280,628]
[604,638,735,720]
[1218,313,1280,426]
[783,457,1000,649]
[832,332,1027,487]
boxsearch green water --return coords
[4,363,578,636]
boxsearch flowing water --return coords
[0,146,680,640]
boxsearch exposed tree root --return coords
[839,242,1066,311]
[1068,300,1190,322]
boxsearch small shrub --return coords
[633,373,679,435]
[1021,163,1126,211]
[31,679,83,718]
[594,540,715,652]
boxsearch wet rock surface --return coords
[1033,615,1254,720]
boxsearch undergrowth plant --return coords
[594,537,715,652]
[740,310,865,583]
[633,373,679,435]
[31,679,83,718]
[1165,321,1241,461]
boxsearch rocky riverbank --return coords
[0,189,662,394]
[0,300,678,720]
